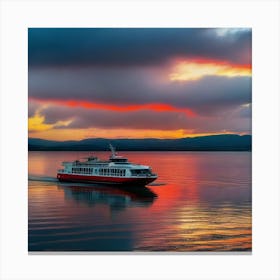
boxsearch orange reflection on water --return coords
[28,151,251,251]
[149,152,202,210]
[28,154,49,176]
[134,202,252,251]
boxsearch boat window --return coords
[130,169,151,175]
[110,158,128,163]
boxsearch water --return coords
[28,151,252,252]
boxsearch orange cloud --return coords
[28,114,53,131]
[30,98,197,117]
[28,113,72,132]
[169,58,251,81]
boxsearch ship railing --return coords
[58,169,65,173]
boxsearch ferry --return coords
[57,144,157,186]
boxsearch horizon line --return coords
[29,133,252,142]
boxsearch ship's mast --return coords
[109,143,117,158]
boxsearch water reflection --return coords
[57,184,157,211]
[29,151,251,251]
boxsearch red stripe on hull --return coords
[57,173,156,186]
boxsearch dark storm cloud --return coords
[28,28,251,67]
[38,104,251,134]
[170,75,252,115]
[41,106,187,130]
[28,67,158,105]
[29,66,251,116]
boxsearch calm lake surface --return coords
[28,151,252,252]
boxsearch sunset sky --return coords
[28,28,252,141]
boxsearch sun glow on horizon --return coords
[28,126,243,141]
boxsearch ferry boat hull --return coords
[57,173,157,186]
[56,144,158,187]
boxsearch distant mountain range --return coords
[28,134,251,151]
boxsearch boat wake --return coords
[28,175,96,187]
[28,175,59,183]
